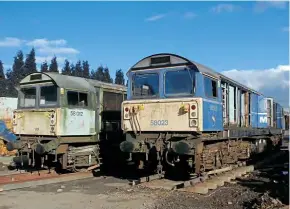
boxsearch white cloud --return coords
[38,46,79,55]
[221,65,290,108]
[183,12,197,19]
[145,14,166,22]
[254,1,288,12]
[26,39,67,48]
[0,37,24,47]
[26,38,79,55]
[35,56,67,64]
[211,4,240,13]
[0,37,79,56]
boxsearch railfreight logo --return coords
[259,116,268,124]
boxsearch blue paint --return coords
[0,120,17,143]
[276,103,283,129]
[250,93,258,128]
[258,95,268,128]
[202,100,223,131]
[194,73,204,97]
[282,107,286,130]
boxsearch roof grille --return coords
[150,56,171,66]
[30,74,42,81]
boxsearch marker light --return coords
[191,105,196,110]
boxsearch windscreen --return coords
[132,73,159,98]
[164,68,195,96]
[19,87,37,108]
[40,85,58,106]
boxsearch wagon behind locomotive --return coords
[120,53,285,176]
[7,72,127,171]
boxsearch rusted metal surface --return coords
[0,170,58,185]
[200,140,251,171]
[0,170,92,187]
[131,149,284,197]
[56,144,68,154]
[195,142,204,174]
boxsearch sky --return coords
[0,1,289,108]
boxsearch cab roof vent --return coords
[150,56,171,66]
[30,74,42,81]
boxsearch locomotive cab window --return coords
[204,76,218,98]
[40,85,58,106]
[19,87,37,108]
[164,68,195,97]
[132,73,159,98]
[67,91,88,107]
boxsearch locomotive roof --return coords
[19,72,127,93]
[128,53,262,95]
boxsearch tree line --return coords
[0,48,126,97]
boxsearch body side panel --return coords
[258,95,268,128]
[58,108,95,136]
[250,93,258,128]
[202,100,223,131]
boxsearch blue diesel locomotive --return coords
[120,53,286,176]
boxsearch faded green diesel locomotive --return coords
[7,72,127,171]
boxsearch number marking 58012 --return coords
[70,111,83,116]
[150,120,168,126]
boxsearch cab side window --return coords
[67,91,88,107]
[204,76,218,98]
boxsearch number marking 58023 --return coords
[150,120,168,126]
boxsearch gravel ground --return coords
[151,151,289,209]
[0,151,288,209]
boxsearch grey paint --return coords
[19,72,127,94]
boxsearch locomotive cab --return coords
[13,73,96,137]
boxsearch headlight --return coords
[189,119,198,127]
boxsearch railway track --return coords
[0,147,286,195]
[129,149,286,195]
[0,169,95,191]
